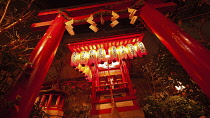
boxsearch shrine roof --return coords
[67,33,144,52]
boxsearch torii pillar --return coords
[6,12,67,118]
[140,3,210,98]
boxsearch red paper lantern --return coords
[97,48,106,64]
[117,45,128,61]
[71,52,80,68]
[134,41,147,57]
[108,46,118,62]
[126,44,137,59]
[88,49,97,66]
[80,51,89,66]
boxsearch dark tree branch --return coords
[0,0,12,25]
[0,10,35,34]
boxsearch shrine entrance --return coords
[6,1,210,118]
[68,33,146,117]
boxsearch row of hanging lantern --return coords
[71,41,147,68]
[75,65,93,81]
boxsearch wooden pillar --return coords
[140,3,210,98]
[6,12,67,118]
[40,95,46,107]
[122,61,134,96]
[47,94,53,107]
[55,95,61,107]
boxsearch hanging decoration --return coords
[117,45,128,61]
[76,64,83,73]
[80,51,89,66]
[97,48,106,64]
[88,49,97,66]
[128,8,138,25]
[108,46,118,62]
[70,41,147,67]
[100,14,105,25]
[87,14,99,32]
[134,41,147,57]
[82,65,90,76]
[126,44,137,59]
[65,19,75,36]
[71,52,80,68]
[110,11,119,28]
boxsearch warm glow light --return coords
[89,50,97,66]
[77,47,81,52]
[175,82,185,91]
[71,52,80,67]
[112,41,115,46]
[97,44,100,48]
[117,45,128,61]
[100,43,104,48]
[97,48,106,64]
[93,45,96,49]
[126,44,137,59]
[89,45,93,50]
[84,46,88,50]
[80,51,89,66]
[116,41,119,46]
[120,41,123,45]
[108,42,112,47]
[132,38,136,43]
[108,46,118,62]
[98,61,120,69]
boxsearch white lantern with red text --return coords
[88,50,97,66]
[134,41,147,57]
[80,51,89,66]
[97,48,106,64]
[108,46,118,62]
[126,44,137,59]
[117,45,128,61]
[71,52,80,68]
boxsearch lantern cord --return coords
[107,61,121,118]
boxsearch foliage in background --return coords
[143,95,206,118]
[131,1,210,117]
[62,82,91,118]
[132,45,210,117]
[0,0,40,116]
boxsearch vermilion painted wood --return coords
[7,13,67,118]
[90,105,140,115]
[31,2,176,31]
[67,33,144,52]
[140,3,210,98]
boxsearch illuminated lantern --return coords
[77,64,85,73]
[71,52,80,68]
[108,46,118,62]
[88,50,97,66]
[134,41,147,57]
[117,45,128,61]
[86,72,92,82]
[80,51,89,66]
[83,66,90,76]
[126,44,137,59]
[97,48,106,64]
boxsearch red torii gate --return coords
[6,1,210,118]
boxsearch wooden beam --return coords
[31,2,177,31]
